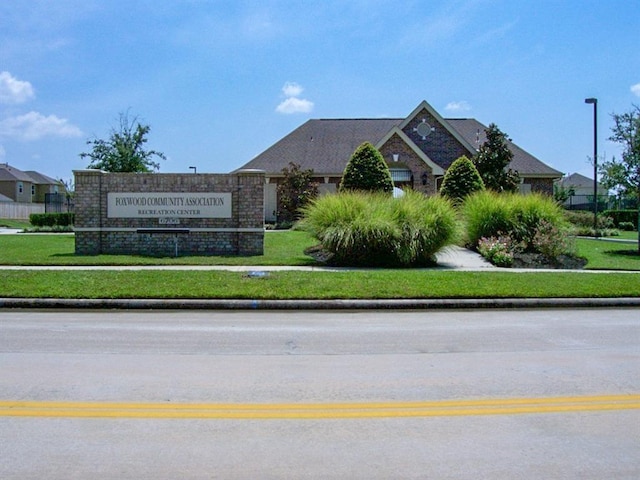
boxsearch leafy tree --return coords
[473,123,520,193]
[80,112,165,172]
[440,155,485,205]
[600,105,640,252]
[553,182,575,204]
[277,162,319,224]
[339,142,393,194]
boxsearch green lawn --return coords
[0,219,31,229]
[613,231,639,241]
[577,238,640,270]
[0,230,638,300]
[0,231,317,266]
[1,270,638,300]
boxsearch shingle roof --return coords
[238,119,402,175]
[559,172,592,187]
[0,163,62,184]
[238,116,562,178]
[25,170,60,185]
[446,118,562,177]
[0,163,35,182]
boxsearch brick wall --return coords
[524,177,554,195]
[402,108,471,170]
[378,133,437,195]
[74,169,264,256]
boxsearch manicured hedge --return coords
[29,212,75,227]
[603,209,638,228]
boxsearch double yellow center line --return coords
[1,395,638,420]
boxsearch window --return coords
[389,168,412,182]
[18,182,23,194]
[31,184,36,196]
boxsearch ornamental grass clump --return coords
[463,191,576,266]
[300,190,457,267]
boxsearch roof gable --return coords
[235,101,561,179]
[375,127,445,175]
[399,100,477,154]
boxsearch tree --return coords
[473,123,520,193]
[600,105,640,252]
[80,112,165,172]
[553,182,575,205]
[440,155,485,205]
[339,142,393,194]
[276,162,319,225]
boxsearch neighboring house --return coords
[237,100,562,222]
[557,172,608,197]
[556,172,609,210]
[0,163,64,203]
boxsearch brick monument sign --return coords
[74,169,264,256]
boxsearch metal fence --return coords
[564,194,638,212]
[45,193,74,213]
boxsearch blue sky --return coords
[0,0,638,185]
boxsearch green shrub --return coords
[440,155,485,205]
[339,142,393,194]
[300,190,457,267]
[477,236,513,267]
[619,221,635,231]
[564,210,614,229]
[462,191,569,255]
[29,212,74,227]
[603,209,638,229]
[532,220,576,258]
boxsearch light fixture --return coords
[584,98,598,233]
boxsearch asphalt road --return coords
[1,308,638,479]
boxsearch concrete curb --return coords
[1,297,639,310]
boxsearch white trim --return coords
[375,127,445,175]
[399,100,478,154]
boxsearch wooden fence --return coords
[0,202,44,219]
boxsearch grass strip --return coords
[0,231,318,266]
[0,270,638,299]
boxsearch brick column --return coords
[235,169,265,255]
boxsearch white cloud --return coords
[0,71,35,104]
[282,81,304,97]
[445,100,471,113]
[276,97,314,114]
[276,81,314,114]
[0,111,82,141]
[631,83,640,97]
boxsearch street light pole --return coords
[585,98,598,234]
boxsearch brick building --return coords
[237,100,562,222]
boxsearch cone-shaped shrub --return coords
[300,190,457,267]
[440,155,485,205]
[339,142,393,194]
